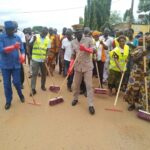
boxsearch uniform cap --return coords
[4,21,15,29]
[72,24,83,33]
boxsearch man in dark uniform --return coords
[0,21,25,110]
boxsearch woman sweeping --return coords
[124,36,150,111]
[108,35,129,96]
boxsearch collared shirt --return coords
[71,36,94,72]
[0,33,25,69]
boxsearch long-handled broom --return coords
[45,62,60,93]
[48,52,80,106]
[18,50,40,106]
[137,36,150,121]
[24,70,41,106]
[94,61,108,94]
[105,62,126,112]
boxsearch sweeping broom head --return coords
[94,88,108,94]
[137,110,150,121]
[49,86,60,93]
[49,96,64,106]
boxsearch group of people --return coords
[0,20,150,116]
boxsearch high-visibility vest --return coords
[93,39,106,62]
[32,35,49,60]
[109,45,129,72]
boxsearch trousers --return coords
[31,60,46,90]
[2,68,23,104]
[73,70,94,106]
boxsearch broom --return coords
[94,61,108,94]
[18,50,40,106]
[105,60,126,112]
[137,36,150,121]
[45,62,60,93]
[49,51,80,106]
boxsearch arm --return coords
[100,40,108,50]
[113,52,123,72]
[114,58,123,73]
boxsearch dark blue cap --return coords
[4,21,15,29]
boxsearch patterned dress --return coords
[124,47,150,110]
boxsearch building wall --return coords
[132,24,150,35]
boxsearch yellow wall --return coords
[132,24,150,35]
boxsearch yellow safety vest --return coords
[32,35,49,60]
[109,45,129,72]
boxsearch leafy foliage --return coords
[109,11,122,25]
[138,0,150,12]
[84,0,112,30]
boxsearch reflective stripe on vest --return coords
[32,35,49,60]
[109,45,129,72]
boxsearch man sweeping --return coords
[69,24,95,115]
[0,21,25,110]
[30,27,50,96]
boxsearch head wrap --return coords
[92,30,101,37]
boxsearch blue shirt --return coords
[0,33,25,69]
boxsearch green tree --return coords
[79,17,84,25]
[138,0,150,12]
[89,0,97,29]
[109,11,122,25]
[84,0,112,30]
[32,26,43,34]
[123,9,131,22]
[84,6,88,27]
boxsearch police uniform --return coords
[71,25,94,108]
[0,21,25,109]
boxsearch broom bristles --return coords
[105,108,123,112]
[49,96,64,106]
[49,86,60,93]
[137,110,150,121]
[94,88,108,94]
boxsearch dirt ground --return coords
[0,65,150,150]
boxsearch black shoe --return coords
[5,103,11,110]
[128,104,135,111]
[72,100,78,106]
[30,89,36,96]
[84,91,87,97]
[41,87,46,91]
[80,90,84,95]
[89,106,95,115]
[28,75,32,78]
[67,85,72,92]
[21,85,24,89]
[20,95,25,103]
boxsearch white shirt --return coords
[95,40,102,61]
[61,38,72,61]
[16,29,26,43]
[99,35,113,51]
